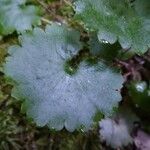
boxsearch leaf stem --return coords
[63,0,73,8]
[41,17,52,25]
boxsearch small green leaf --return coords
[0,0,41,35]
[99,118,133,148]
[99,108,139,148]
[4,24,124,131]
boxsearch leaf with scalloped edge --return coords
[74,0,150,54]
[89,33,122,61]
[99,108,138,148]
[89,33,135,61]
[99,107,139,148]
[4,24,124,131]
[0,0,41,35]
[99,118,133,148]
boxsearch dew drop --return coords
[136,82,146,92]
[80,128,85,133]
[56,22,62,26]
[135,104,139,108]
[74,1,85,13]
[101,39,109,44]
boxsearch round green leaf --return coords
[4,24,123,131]
[74,0,150,54]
